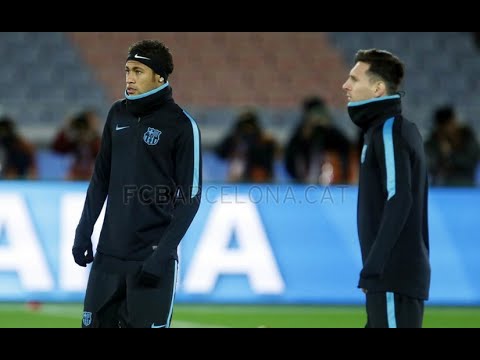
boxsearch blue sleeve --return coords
[360,117,412,281]
[151,111,202,261]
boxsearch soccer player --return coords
[72,39,202,328]
[342,49,430,328]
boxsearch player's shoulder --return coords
[174,105,201,130]
[398,116,422,141]
[372,115,415,137]
[107,99,127,116]
[386,116,424,151]
[102,100,125,125]
[112,98,125,109]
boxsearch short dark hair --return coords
[128,39,174,79]
[0,115,16,138]
[302,96,326,112]
[434,105,455,126]
[354,49,404,95]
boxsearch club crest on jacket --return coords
[143,127,162,145]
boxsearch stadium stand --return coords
[1,32,479,182]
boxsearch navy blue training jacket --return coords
[75,82,202,266]
[349,95,430,300]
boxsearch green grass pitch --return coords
[0,303,479,328]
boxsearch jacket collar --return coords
[347,95,402,131]
[124,81,174,117]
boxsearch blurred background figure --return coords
[0,114,37,179]
[214,108,278,183]
[424,105,480,187]
[473,32,480,49]
[284,96,353,185]
[50,109,101,180]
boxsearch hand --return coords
[137,267,161,288]
[72,237,94,267]
[137,254,170,287]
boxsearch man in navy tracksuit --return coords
[72,39,202,328]
[342,49,430,328]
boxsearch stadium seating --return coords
[327,32,480,138]
[1,32,479,182]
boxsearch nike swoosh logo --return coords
[116,125,130,131]
[135,54,151,60]
[151,323,166,328]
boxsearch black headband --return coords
[126,52,167,80]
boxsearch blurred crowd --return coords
[0,108,101,181]
[1,98,479,187]
[210,96,480,187]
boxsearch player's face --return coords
[125,60,161,96]
[342,61,379,103]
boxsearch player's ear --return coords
[375,81,386,97]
